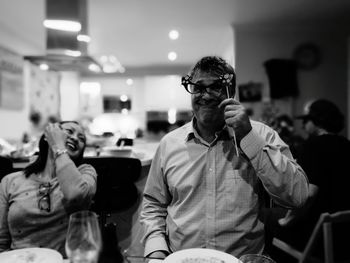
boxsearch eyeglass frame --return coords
[38,182,51,212]
[181,73,234,97]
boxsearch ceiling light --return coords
[126,79,133,85]
[98,55,125,73]
[77,34,91,42]
[46,49,81,57]
[88,63,101,72]
[120,94,128,102]
[39,63,49,71]
[169,30,179,40]
[168,51,177,61]
[43,20,81,32]
[64,50,81,57]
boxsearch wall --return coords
[235,27,349,137]
[80,75,192,134]
[144,75,190,111]
[0,61,30,141]
[60,72,81,121]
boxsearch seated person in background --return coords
[140,56,309,259]
[0,121,97,257]
[267,99,350,262]
[272,114,305,160]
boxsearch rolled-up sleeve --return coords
[240,122,309,208]
[140,144,171,256]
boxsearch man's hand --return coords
[219,98,252,142]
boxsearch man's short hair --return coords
[189,56,236,90]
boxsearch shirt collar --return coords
[185,117,230,142]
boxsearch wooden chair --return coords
[272,210,350,263]
[83,156,142,227]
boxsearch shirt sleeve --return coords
[140,143,171,257]
[55,154,97,206]
[240,122,309,208]
[0,176,11,252]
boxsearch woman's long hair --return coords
[23,121,86,177]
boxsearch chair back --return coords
[83,156,142,226]
[116,138,133,147]
[0,156,13,181]
[273,210,350,263]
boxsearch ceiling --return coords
[1,0,350,76]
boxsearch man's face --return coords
[191,71,227,128]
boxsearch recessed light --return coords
[120,94,128,102]
[168,51,177,61]
[169,30,179,40]
[88,63,101,72]
[126,79,133,85]
[77,34,91,43]
[39,63,49,71]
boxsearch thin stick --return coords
[226,86,239,157]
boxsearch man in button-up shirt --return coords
[140,56,309,259]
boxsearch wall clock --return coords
[293,43,321,70]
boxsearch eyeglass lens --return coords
[38,183,51,212]
[188,83,224,95]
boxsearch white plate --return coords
[0,247,63,263]
[164,248,240,263]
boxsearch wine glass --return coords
[239,254,276,263]
[65,210,102,263]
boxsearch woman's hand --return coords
[44,123,66,152]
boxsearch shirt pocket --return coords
[224,169,254,211]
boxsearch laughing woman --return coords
[0,121,97,257]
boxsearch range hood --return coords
[25,0,101,73]
[24,53,101,73]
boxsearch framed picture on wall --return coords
[238,82,263,102]
[103,95,131,113]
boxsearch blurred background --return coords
[0,0,350,151]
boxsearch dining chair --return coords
[0,156,14,181]
[83,156,142,227]
[272,210,350,263]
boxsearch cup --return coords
[239,254,276,263]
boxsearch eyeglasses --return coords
[181,73,234,96]
[38,182,51,212]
